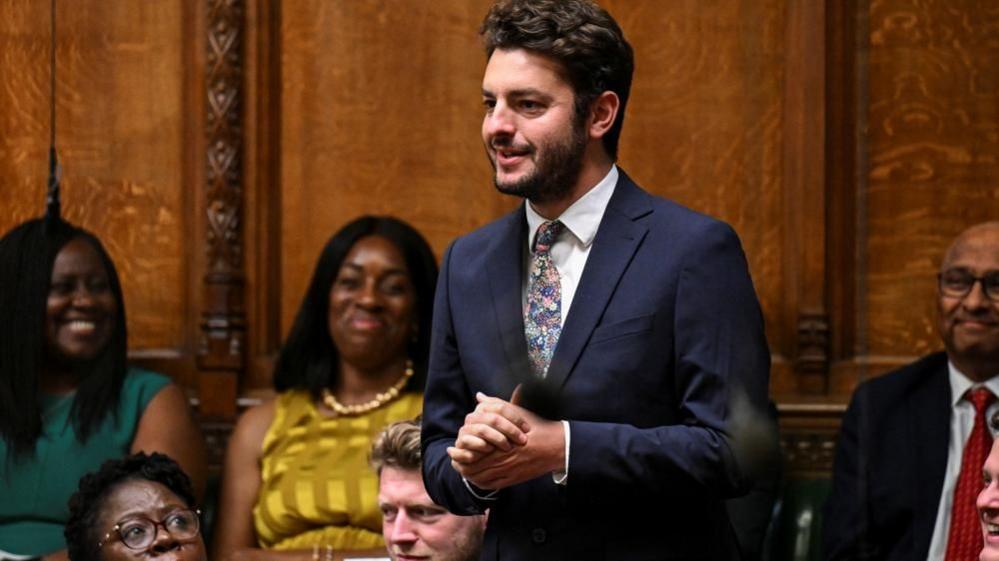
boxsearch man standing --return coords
[371,419,486,561]
[420,1,771,559]
[825,222,999,561]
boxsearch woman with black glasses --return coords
[63,452,206,561]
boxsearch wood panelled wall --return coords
[859,0,999,376]
[1,0,997,475]
[0,1,202,389]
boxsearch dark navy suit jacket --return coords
[824,352,952,561]
[421,172,771,560]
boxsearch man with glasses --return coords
[825,222,999,561]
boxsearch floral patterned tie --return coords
[945,386,995,561]
[525,220,564,377]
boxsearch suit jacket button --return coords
[531,528,547,544]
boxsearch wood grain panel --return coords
[0,0,68,229]
[279,0,508,336]
[864,0,999,361]
[605,0,789,379]
[0,1,190,356]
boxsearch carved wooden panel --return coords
[197,0,245,417]
[200,418,234,473]
[862,0,999,367]
[0,1,191,360]
[778,403,845,477]
[780,430,839,477]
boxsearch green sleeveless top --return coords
[0,368,170,556]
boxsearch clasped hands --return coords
[447,385,565,491]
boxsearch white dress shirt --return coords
[925,362,999,561]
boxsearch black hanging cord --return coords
[45,0,61,227]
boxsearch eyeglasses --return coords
[97,508,201,550]
[938,269,999,301]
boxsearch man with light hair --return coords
[370,419,486,561]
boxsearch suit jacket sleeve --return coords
[568,222,771,501]
[420,241,489,515]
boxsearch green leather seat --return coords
[765,478,831,561]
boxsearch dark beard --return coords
[490,123,587,204]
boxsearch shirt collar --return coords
[525,165,619,250]
[948,359,999,406]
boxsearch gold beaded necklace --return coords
[321,360,414,417]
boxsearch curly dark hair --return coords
[272,215,438,398]
[0,218,129,460]
[64,452,197,561]
[480,0,634,160]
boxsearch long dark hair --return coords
[0,218,128,459]
[273,216,438,397]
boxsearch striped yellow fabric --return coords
[252,390,423,549]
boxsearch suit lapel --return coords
[485,208,533,390]
[912,358,952,554]
[544,172,652,391]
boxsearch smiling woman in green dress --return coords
[0,217,206,561]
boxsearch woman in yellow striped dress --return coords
[213,216,438,559]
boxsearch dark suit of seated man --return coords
[824,221,999,561]
[420,1,772,560]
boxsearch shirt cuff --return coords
[462,477,499,500]
[552,420,570,485]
